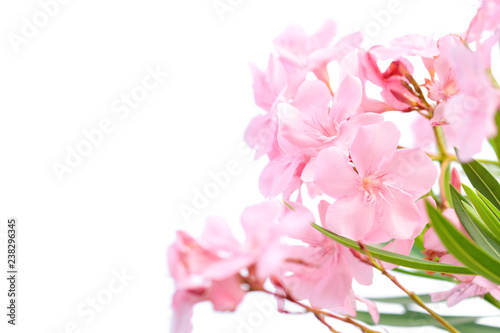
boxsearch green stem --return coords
[433,125,448,159]
[359,244,460,333]
[259,289,381,333]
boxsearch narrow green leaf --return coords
[463,203,500,248]
[369,294,433,305]
[462,185,500,245]
[484,293,500,310]
[476,190,500,240]
[312,224,474,275]
[355,310,481,328]
[454,323,500,333]
[460,159,500,211]
[426,202,500,285]
[451,186,500,259]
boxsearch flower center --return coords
[359,174,384,204]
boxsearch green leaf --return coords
[355,310,481,328]
[312,224,474,275]
[369,294,433,305]
[460,159,500,211]
[476,190,500,241]
[484,293,500,310]
[462,184,500,244]
[463,203,500,248]
[426,202,500,285]
[451,186,500,259]
[454,323,500,333]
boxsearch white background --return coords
[0,0,499,332]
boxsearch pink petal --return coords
[330,75,362,123]
[209,276,246,311]
[335,113,384,150]
[250,54,286,111]
[378,187,421,240]
[309,31,364,66]
[244,113,278,159]
[279,202,323,245]
[170,290,200,333]
[291,80,332,116]
[278,103,324,150]
[350,122,401,176]
[202,216,242,252]
[341,245,373,286]
[241,201,281,246]
[326,192,376,240]
[356,295,380,324]
[259,155,304,198]
[318,199,330,228]
[314,146,359,198]
[379,148,438,199]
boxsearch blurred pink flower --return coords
[432,275,500,306]
[245,55,287,160]
[273,19,361,96]
[466,0,500,41]
[428,34,500,160]
[168,222,251,333]
[281,201,378,321]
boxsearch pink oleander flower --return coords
[258,76,383,199]
[432,276,500,306]
[424,209,500,305]
[280,201,379,321]
[168,200,382,332]
[168,222,251,333]
[314,121,438,242]
[168,201,331,332]
[427,34,500,160]
[273,19,362,96]
[245,55,287,160]
[357,49,424,112]
[466,0,500,42]
[342,34,438,114]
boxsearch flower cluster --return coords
[169,1,500,332]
